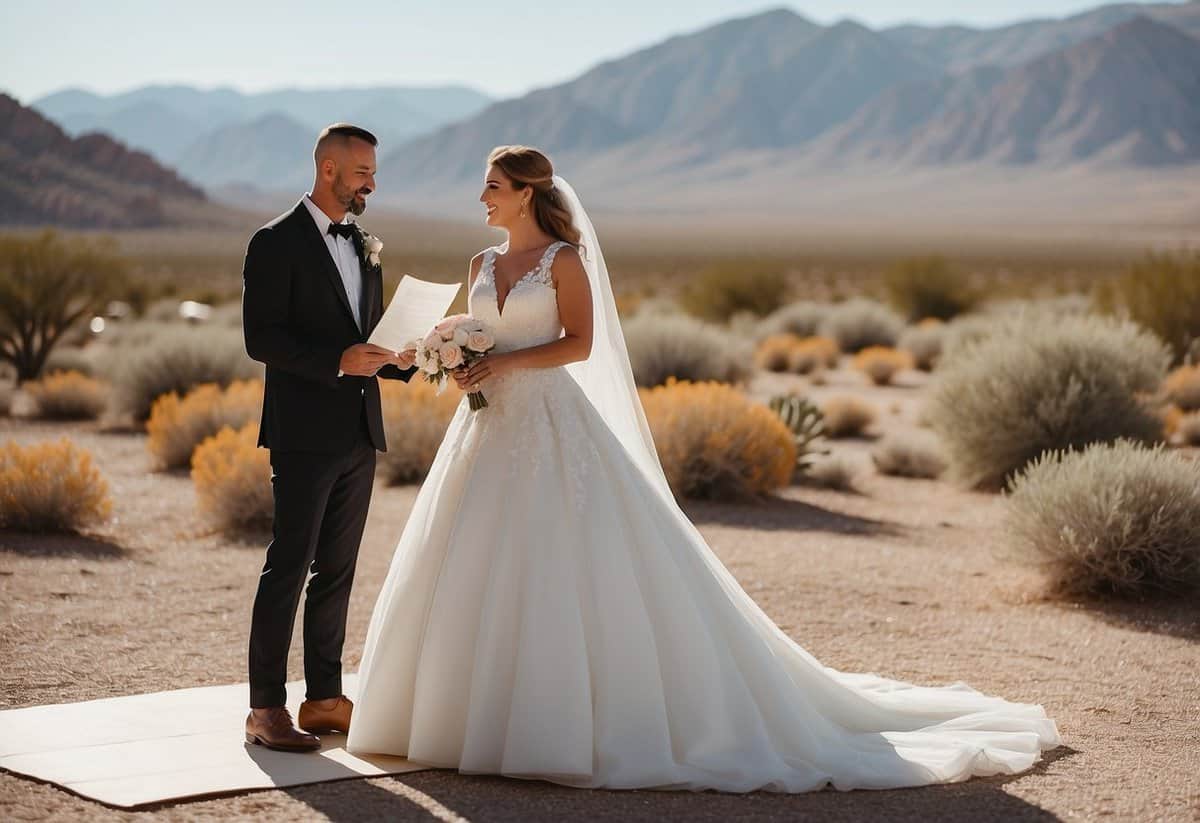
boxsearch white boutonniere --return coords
[364,233,383,268]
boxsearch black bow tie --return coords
[327,222,356,240]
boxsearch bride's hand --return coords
[451,366,472,391]
[462,353,513,390]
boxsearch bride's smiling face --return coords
[479,165,528,229]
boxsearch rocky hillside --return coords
[0,93,214,228]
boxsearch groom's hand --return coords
[394,347,417,370]
[340,343,395,376]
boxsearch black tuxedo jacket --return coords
[242,201,417,454]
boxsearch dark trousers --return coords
[248,407,376,708]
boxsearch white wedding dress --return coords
[345,193,1060,792]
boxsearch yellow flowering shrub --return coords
[1163,364,1200,412]
[191,423,272,532]
[639,379,794,500]
[789,336,840,374]
[852,346,914,385]
[379,379,460,485]
[26,370,108,420]
[146,380,262,470]
[820,396,877,438]
[0,438,111,531]
[755,334,804,372]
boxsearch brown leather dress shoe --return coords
[298,695,353,734]
[245,706,321,752]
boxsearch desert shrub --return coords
[926,314,1170,490]
[790,336,840,373]
[852,346,913,386]
[378,380,460,484]
[44,347,98,377]
[640,380,794,500]
[1096,251,1200,364]
[883,256,976,321]
[940,313,1005,364]
[818,298,904,353]
[146,380,263,470]
[757,301,829,340]
[871,433,947,479]
[899,321,945,371]
[985,295,1094,319]
[624,313,752,388]
[0,231,127,382]
[1006,440,1200,596]
[756,335,803,372]
[191,423,272,532]
[804,453,859,491]
[25,370,109,421]
[0,438,112,531]
[1163,365,1200,412]
[1177,412,1200,446]
[680,262,789,323]
[820,396,877,439]
[112,326,259,422]
[208,302,245,328]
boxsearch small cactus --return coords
[768,393,828,476]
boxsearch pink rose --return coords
[421,330,442,351]
[466,331,493,353]
[439,342,464,369]
[421,349,441,374]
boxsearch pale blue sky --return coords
[0,1,1177,102]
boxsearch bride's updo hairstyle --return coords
[487,145,583,250]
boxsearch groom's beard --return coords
[334,176,370,216]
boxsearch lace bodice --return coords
[469,241,569,355]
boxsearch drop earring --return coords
[520,201,527,218]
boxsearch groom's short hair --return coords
[314,123,378,165]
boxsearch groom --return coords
[241,123,417,752]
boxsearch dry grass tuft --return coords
[852,346,914,386]
[1006,440,1200,597]
[26,371,109,420]
[191,423,272,532]
[146,380,262,470]
[871,433,947,479]
[379,380,461,484]
[820,396,878,439]
[0,438,111,531]
[640,380,795,500]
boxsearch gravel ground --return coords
[2,368,1198,822]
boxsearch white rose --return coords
[422,330,442,351]
[421,350,441,374]
[466,330,493,353]
[365,235,383,254]
[439,342,464,369]
[452,326,469,346]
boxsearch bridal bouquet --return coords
[412,314,495,410]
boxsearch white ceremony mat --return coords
[0,672,428,808]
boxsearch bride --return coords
[344,145,1061,792]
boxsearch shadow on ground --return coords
[1079,594,1200,642]
[683,495,901,536]
[282,746,1077,823]
[0,531,127,559]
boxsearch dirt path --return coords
[2,402,1197,821]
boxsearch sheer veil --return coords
[553,175,673,499]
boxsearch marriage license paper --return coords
[367,276,462,353]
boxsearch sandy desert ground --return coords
[1,361,1198,822]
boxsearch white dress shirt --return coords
[301,193,363,331]
[302,194,364,380]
